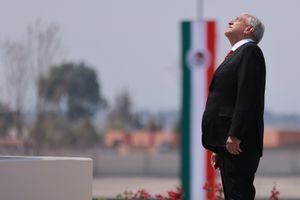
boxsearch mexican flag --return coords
[181,21,216,200]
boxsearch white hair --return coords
[245,14,265,44]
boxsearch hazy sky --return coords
[0,0,298,114]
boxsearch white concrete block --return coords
[0,156,93,200]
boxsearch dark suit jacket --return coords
[202,42,266,157]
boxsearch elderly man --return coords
[202,14,266,199]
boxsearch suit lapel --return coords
[209,51,237,90]
[214,54,233,73]
[208,43,251,91]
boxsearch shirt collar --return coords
[231,38,255,51]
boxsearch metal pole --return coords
[197,0,203,21]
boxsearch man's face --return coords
[225,14,250,41]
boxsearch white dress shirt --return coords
[231,38,255,52]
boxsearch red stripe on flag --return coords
[205,20,216,200]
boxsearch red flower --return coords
[168,191,181,200]
[176,186,184,195]
[270,186,280,200]
[155,194,168,200]
[167,187,183,200]
[132,189,151,200]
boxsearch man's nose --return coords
[228,20,234,25]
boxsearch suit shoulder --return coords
[241,42,259,50]
[241,42,264,56]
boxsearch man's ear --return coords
[244,26,255,35]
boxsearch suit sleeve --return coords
[227,45,266,140]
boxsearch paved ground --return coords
[93,176,300,199]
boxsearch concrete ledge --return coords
[0,156,93,200]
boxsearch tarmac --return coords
[93,176,300,199]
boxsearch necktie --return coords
[224,50,234,60]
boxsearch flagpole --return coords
[197,0,203,20]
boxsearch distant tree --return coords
[23,19,64,153]
[69,119,99,147]
[131,114,143,130]
[145,116,162,132]
[41,116,100,148]
[0,19,64,153]
[40,62,106,120]
[0,103,14,137]
[26,19,63,78]
[107,90,135,130]
[0,40,31,138]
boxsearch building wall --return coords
[35,147,300,177]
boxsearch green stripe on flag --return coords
[181,21,191,200]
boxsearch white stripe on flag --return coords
[190,21,207,200]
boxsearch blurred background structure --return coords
[0,0,300,199]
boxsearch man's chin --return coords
[224,31,231,37]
